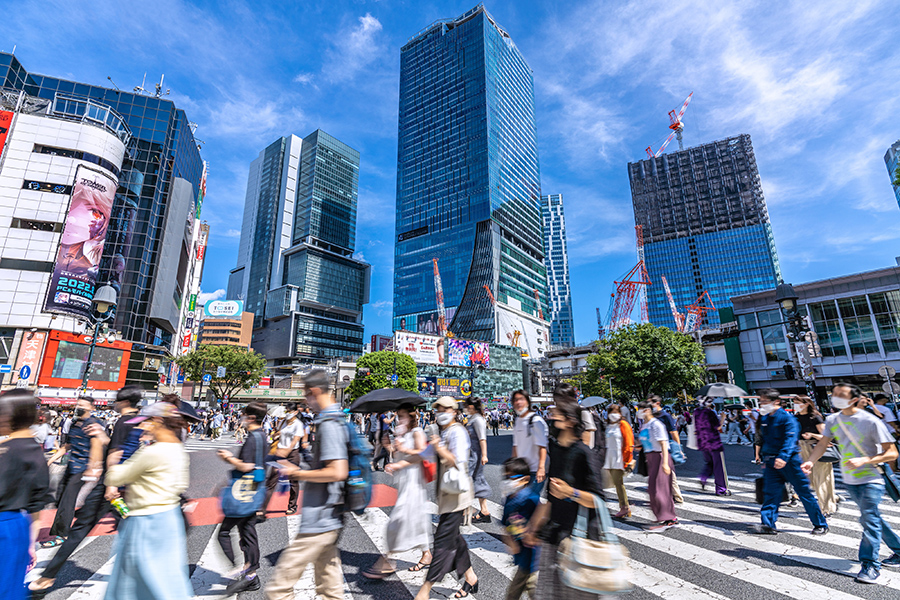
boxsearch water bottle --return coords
[111,497,130,518]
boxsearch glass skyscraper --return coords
[393,5,548,344]
[541,194,575,347]
[229,130,370,364]
[628,134,782,329]
[886,140,900,210]
[0,53,204,348]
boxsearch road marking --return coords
[67,552,116,599]
[26,536,99,583]
[190,524,239,598]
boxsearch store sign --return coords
[182,333,191,347]
[14,331,46,384]
[417,375,472,398]
[197,245,206,260]
[204,300,243,318]
[43,166,117,319]
[395,331,444,364]
[0,110,13,161]
[447,338,490,368]
[189,294,197,311]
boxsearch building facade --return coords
[229,130,370,366]
[198,312,253,347]
[393,5,549,356]
[886,140,900,210]
[628,134,782,329]
[541,194,575,347]
[730,266,900,395]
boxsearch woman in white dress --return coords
[363,404,433,578]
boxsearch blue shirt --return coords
[502,484,542,572]
[758,408,800,463]
[67,416,101,474]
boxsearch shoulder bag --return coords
[836,418,900,502]
[220,430,267,517]
[439,425,471,494]
[557,493,633,594]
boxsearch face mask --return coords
[608,413,621,423]
[436,412,453,427]
[515,406,528,417]
[75,407,87,418]
[758,403,777,415]
[502,478,525,498]
[831,396,852,410]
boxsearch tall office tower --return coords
[0,54,204,352]
[886,140,900,210]
[229,130,370,364]
[628,134,782,329]
[393,5,549,357]
[541,194,575,347]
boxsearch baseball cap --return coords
[433,396,459,410]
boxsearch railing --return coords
[51,93,132,146]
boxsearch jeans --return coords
[760,453,827,529]
[844,482,900,571]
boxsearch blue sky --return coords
[7,0,900,345]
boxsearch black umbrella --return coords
[697,383,748,398]
[580,396,608,408]
[349,387,425,413]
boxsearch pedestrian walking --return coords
[636,401,678,530]
[465,398,493,523]
[415,396,477,600]
[793,395,838,516]
[266,370,349,600]
[511,390,548,491]
[263,402,305,518]
[500,457,541,600]
[693,397,730,495]
[0,390,53,600]
[103,401,193,599]
[649,395,684,504]
[751,388,828,536]
[603,404,636,518]
[364,404,432,578]
[490,408,501,436]
[802,383,900,583]
[525,387,603,600]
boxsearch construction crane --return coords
[636,225,649,323]
[484,284,525,354]
[661,276,685,332]
[645,92,694,157]
[432,258,449,337]
[607,226,651,333]
[683,290,716,333]
[596,307,604,340]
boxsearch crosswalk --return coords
[183,436,242,453]
[29,474,900,599]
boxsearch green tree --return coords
[586,323,706,401]
[346,351,417,402]
[175,344,267,402]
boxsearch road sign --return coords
[216,366,226,378]
[202,373,212,383]
[883,381,900,395]
[0,365,11,374]
[391,374,398,385]
[879,366,896,379]
[19,365,31,380]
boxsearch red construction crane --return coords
[645,92,693,157]
[432,258,448,337]
[607,226,651,332]
[683,290,716,333]
[662,275,685,332]
[483,284,496,305]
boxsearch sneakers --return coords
[750,524,778,535]
[883,553,900,568]
[811,526,829,536]
[716,490,733,497]
[648,519,677,532]
[856,565,880,584]
[225,574,261,595]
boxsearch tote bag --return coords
[220,430,266,518]
[557,493,633,594]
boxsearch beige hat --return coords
[432,396,459,410]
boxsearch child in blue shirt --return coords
[501,457,541,600]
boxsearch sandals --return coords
[454,580,479,598]
[40,536,65,549]
[408,561,431,572]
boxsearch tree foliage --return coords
[346,351,417,402]
[175,344,267,401]
[585,323,707,401]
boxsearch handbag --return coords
[686,422,698,451]
[635,449,648,477]
[755,475,789,504]
[557,494,633,594]
[836,418,900,502]
[440,465,471,495]
[421,459,437,484]
[220,430,267,517]
[817,443,841,464]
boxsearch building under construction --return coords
[627,134,782,329]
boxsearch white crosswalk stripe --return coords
[183,437,241,453]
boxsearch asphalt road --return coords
[28,428,900,600]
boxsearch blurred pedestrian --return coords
[693,397,729,495]
[794,395,837,516]
[501,457,541,600]
[465,398,492,523]
[649,395,684,504]
[637,401,678,531]
[0,390,53,600]
[603,404,635,518]
[415,396,477,600]
[263,402,305,518]
[510,390,548,492]
[103,401,192,599]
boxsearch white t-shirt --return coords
[278,418,305,450]
[512,412,549,472]
[639,419,668,453]
[604,424,624,470]
[443,423,470,466]
[874,404,898,424]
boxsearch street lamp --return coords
[81,285,118,391]
[774,282,823,410]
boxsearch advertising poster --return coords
[38,330,131,390]
[204,300,244,318]
[415,307,456,335]
[448,338,490,368]
[0,110,13,161]
[417,375,472,398]
[394,331,444,364]
[13,331,46,384]
[43,165,117,319]
[100,196,137,300]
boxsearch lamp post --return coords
[774,283,822,410]
[81,285,118,392]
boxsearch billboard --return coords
[394,331,444,364]
[38,330,131,390]
[13,331,47,385]
[447,338,490,368]
[0,110,13,161]
[414,307,457,335]
[417,375,472,398]
[370,334,392,352]
[43,165,117,319]
[204,300,244,318]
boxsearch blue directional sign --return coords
[19,365,31,380]
[0,365,11,374]
[202,373,212,383]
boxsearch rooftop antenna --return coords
[107,76,121,91]
[133,73,148,95]
[11,45,16,55]
[154,74,170,98]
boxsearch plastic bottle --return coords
[111,497,130,518]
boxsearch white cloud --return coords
[198,289,226,304]
[370,299,392,317]
[293,72,315,85]
[223,229,241,238]
[323,13,384,83]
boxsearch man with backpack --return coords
[267,370,350,600]
[510,390,548,491]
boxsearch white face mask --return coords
[436,412,454,427]
[515,406,528,417]
[608,413,621,423]
[502,478,526,498]
[831,395,853,410]
[758,403,778,415]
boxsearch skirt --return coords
[105,506,194,600]
[534,540,598,600]
[385,463,432,553]
[0,511,30,600]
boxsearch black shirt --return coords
[235,429,264,476]
[796,412,824,437]
[0,437,53,513]
[108,413,141,463]
[540,437,604,545]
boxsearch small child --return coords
[501,457,541,600]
